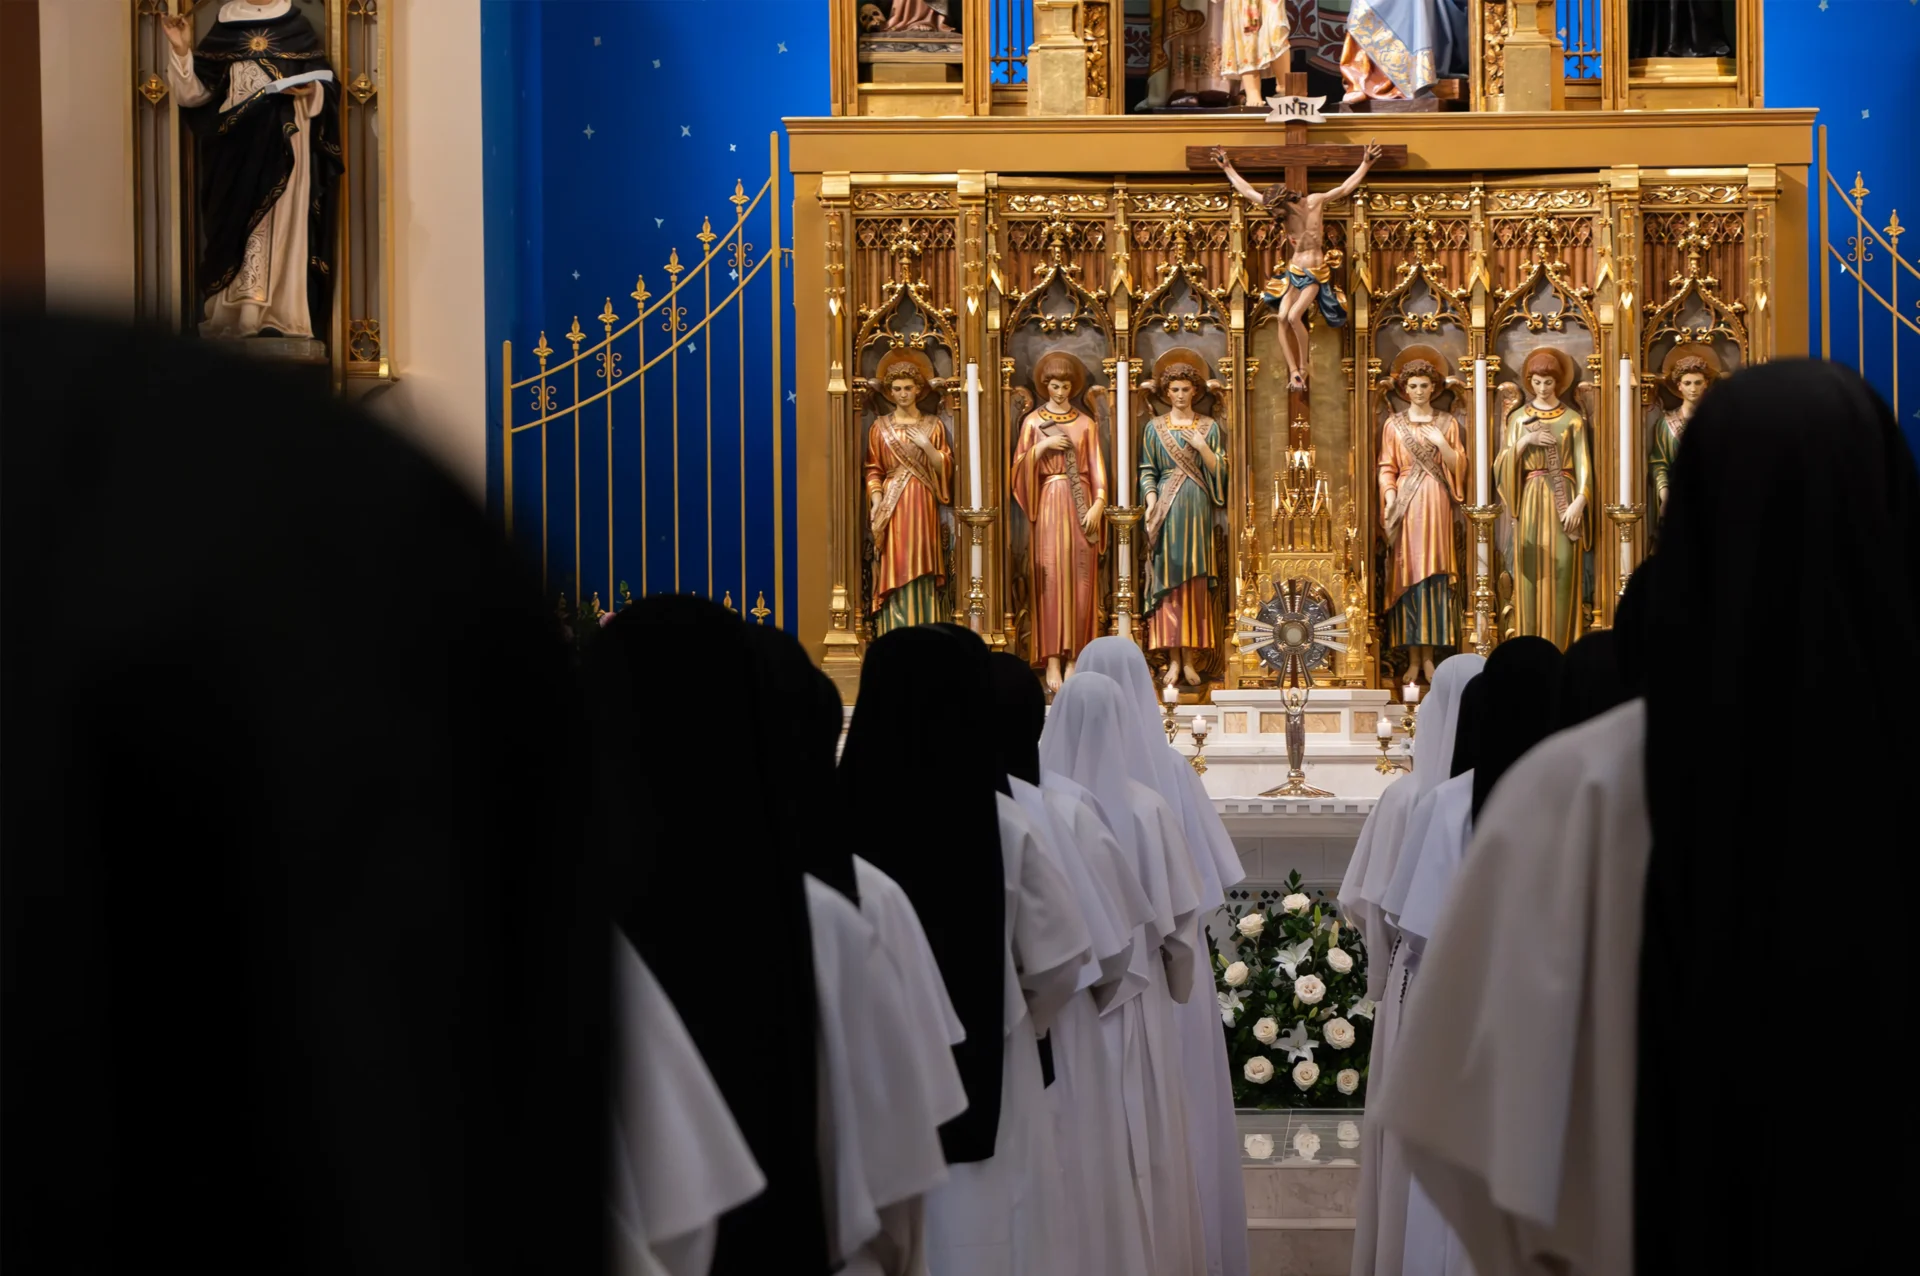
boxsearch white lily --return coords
[1276,1019,1320,1063]
[1274,937,1314,980]
[1218,989,1246,1026]
[1348,997,1376,1021]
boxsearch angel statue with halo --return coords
[864,352,954,635]
[1138,348,1229,689]
[1011,351,1109,692]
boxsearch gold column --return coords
[1600,164,1641,619]
[817,172,862,693]
[1028,0,1089,116]
[1499,0,1566,112]
[1348,185,1376,686]
[1748,164,1778,363]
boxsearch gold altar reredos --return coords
[790,8,1811,696]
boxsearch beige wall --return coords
[39,1,134,316]
[371,2,487,497]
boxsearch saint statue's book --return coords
[224,69,333,111]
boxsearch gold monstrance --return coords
[1237,577,1348,798]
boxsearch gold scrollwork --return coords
[1642,215,1749,361]
[1488,188,1594,212]
[1374,218,1471,334]
[1482,1,1510,100]
[1084,1,1110,99]
[1134,211,1230,334]
[854,218,961,353]
[1491,215,1598,334]
[1644,185,1747,205]
[1006,192,1112,214]
[853,189,957,212]
[1006,217,1113,334]
[1130,191,1232,214]
[1367,191,1472,214]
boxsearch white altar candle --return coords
[965,361,984,509]
[1193,714,1209,736]
[1164,683,1180,706]
[1617,358,1633,501]
[1403,682,1420,705]
[1473,358,1490,506]
[1116,365,1131,507]
[1376,716,1393,739]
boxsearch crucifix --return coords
[1187,77,1405,402]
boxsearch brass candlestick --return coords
[955,506,997,634]
[1374,729,1405,774]
[1464,502,1498,656]
[1605,503,1644,610]
[1190,714,1211,775]
[1108,504,1142,645]
[1162,693,1179,743]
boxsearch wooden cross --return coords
[1185,70,1407,417]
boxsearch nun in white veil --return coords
[1040,672,1207,1276]
[1348,652,1480,1276]
[1072,637,1248,1276]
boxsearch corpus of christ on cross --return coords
[1187,71,1407,417]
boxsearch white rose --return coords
[1322,1017,1356,1050]
[1281,892,1311,914]
[1294,974,1327,1005]
[1251,1016,1280,1045]
[1336,1120,1361,1148]
[1291,1129,1322,1161]
[1244,1056,1275,1085]
[1336,1068,1360,1095]
[1236,910,1266,939]
[1222,961,1249,988]
[1325,946,1354,974]
[1291,1059,1320,1089]
[1244,1132,1275,1160]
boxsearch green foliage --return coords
[1214,870,1375,1109]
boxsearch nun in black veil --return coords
[1376,360,1920,1276]
[2,311,607,1274]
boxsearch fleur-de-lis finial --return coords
[1850,172,1870,203]
[750,592,771,624]
[664,247,684,279]
[534,330,553,368]
[632,274,650,313]
[721,591,735,611]
[599,298,619,332]
[566,317,585,351]
[1887,209,1905,252]
[697,216,717,249]
[730,179,749,216]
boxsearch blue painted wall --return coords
[1765,0,1920,452]
[481,2,1919,611]
[482,0,831,627]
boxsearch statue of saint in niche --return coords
[164,3,341,343]
[864,353,954,636]
[1219,2,1291,108]
[1212,142,1383,391]
[1494,348,1593,651]
[1649,344,1720,520]
[859,0,961,32]
[1139,351,1228,689]
[1011,352,1108,692]
[1339,0,1470,103]
[1377,352,1468,684]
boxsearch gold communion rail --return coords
[1819,125,1917,422]
[501,133,788,628]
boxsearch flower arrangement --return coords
[1215,871,1374,1109]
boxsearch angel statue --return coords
[1377,350,1468,685]
[1494,347,1593,650]
[1139,349,1229,689]
[1649,344,1721,520]
[1212,142,1384,392]
[864,353,954,635]
[1011,352,1109,691]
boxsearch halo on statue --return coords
[1031,350,1089,405]
[1146,346,1219,411]
[1519,345,1580,399]
[874,348,941,408]
[1657,341,1723,401]
[1389,344,1453,401]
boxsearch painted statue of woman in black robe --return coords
[1629,0,1733,59]
[164,3,342,342]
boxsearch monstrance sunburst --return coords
[1235,577,1349,798]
